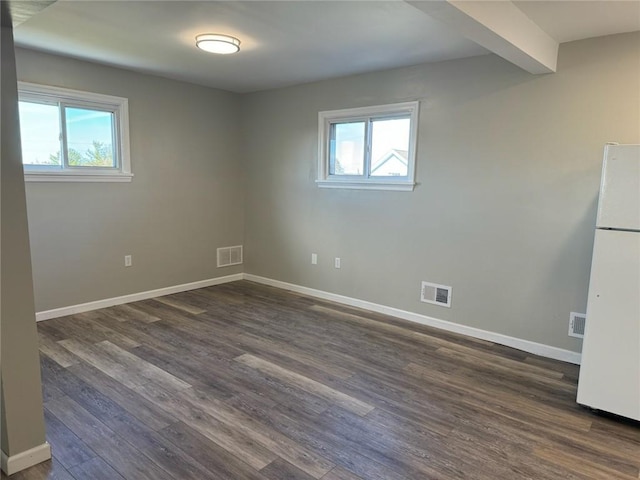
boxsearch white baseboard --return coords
[34,271,581,365]
[1,442,51,476]
[243,274,582,365]
[35,274,243,322]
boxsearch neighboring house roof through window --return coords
[371,149,408,176]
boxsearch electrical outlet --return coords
[311,253,318,265]
[334,257,341,269]
[124,255,132,267]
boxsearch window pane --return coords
[65,107,116,168]
[19,101,62,166]
[329,121,365,176]
[370,117,410,177]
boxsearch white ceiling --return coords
[13,1,640,93]
[515,0,640,43]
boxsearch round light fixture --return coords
[195,34,241,54]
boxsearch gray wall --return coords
[1,11,47,457]
[14,33,640,353]
[241,32,640,353]
[15,48,245,312]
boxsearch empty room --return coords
[1,1,639,479]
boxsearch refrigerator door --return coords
[596,144,640,231]
[577,229,640,420]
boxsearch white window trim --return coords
[317,101,419,191]
[18,81,133,183]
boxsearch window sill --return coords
[24,172,134,183]
[316,179,415,191]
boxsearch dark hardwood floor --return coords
[5,281,639,479]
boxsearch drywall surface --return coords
[241,32,640,352]
[15,48,245,312]
[1,16,48,457]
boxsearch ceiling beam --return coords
[408,0,558,74]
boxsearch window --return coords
[317,101,419,191]
[18,82,132,182]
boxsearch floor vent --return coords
[217,245,243,268]
[420,281,452,308]
[569,312,586,338]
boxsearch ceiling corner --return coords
[407,0,559,74]
[8,0,57,28]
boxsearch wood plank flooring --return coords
[5,280,639,479]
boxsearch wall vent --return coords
[569,312,586,338]
[420,281,452,308]
[217,245,243,268]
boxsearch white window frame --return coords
[317,101,419,191]
[18,82,132,183]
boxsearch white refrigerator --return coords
[576,144,640,421]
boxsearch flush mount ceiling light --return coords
[195,34,241,54]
